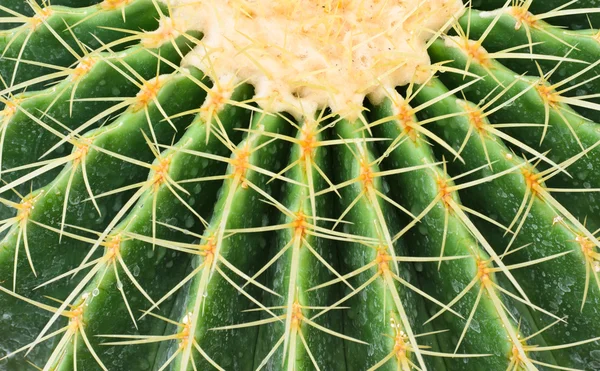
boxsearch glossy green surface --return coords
[415,78,600,369]
[429,37,600,232]
[0,0,164,88]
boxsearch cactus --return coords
[0,0,599,370]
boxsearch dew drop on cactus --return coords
[0,0,599,370]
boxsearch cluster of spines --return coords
[0,0,599,371]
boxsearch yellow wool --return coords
[171,0,464,119]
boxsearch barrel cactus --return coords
[0,0,599,370]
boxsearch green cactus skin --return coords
[171,113,293,371]
[470,0,600,30]
[0,0,165,88]
[428,37,600,230]
[0,1,103,30]
[0,66,208,370]
[371,98,535,370]
[0,0,600,370]
[0,31,198,226]
[411,78,600,369]
[252,119,347,371]
[332,118,433,371]
[456,9,600,122]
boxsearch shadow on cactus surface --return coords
[0,0,600,370]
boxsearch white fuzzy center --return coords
[171,0,464,120]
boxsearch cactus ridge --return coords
[0,1,600,370]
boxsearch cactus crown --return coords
[171,0,464,119]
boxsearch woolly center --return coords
[171,0,463,120]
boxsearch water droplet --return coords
[185,216,195,228]
[132,265,140,277]
[469,319,481,333]
[381,179,390,194]
[451,279,461,294]
[138,358,150,370]
[117,282,123,290]
[92,288,100,297]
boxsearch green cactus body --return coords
[0,30,199,232]
[429,37,600,231]
[457,9,600,120]
[251,118,347,371]
[371,97,529,370]
[412,78,600,368]
[1,0,600,370]
[0,0,165,87]
[0,1,102,30]
[471,0,600,30]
